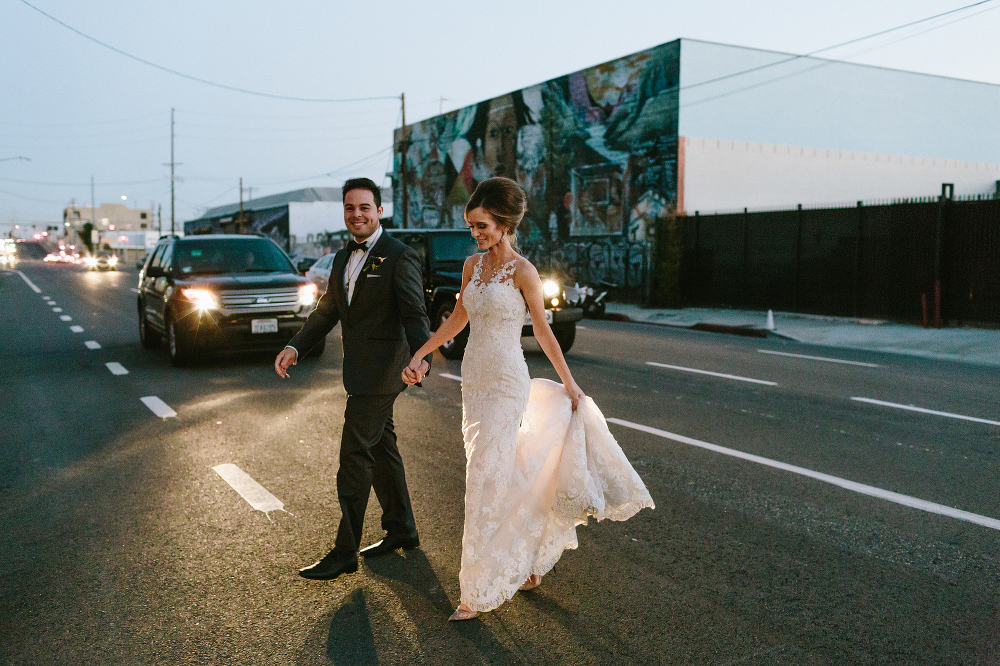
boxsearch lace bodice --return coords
[462,255,526,367]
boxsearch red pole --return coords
[934,280,942,328]
[921,293,928,328]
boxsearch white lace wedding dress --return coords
[458,254,655,612]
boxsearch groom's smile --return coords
[343,188,382,241]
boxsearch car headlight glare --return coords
[85,257,98,266]
[108,256,118,265]
[298,283,318,306]
[181,288,218,310]
[542,279,560,297]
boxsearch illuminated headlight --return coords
[298,283,319,306]
[108,256,118,265]
[551,297,559,307]
[542,279,560,297]
[181,288,218,310]
[85,257,98,266]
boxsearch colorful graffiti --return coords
[393,41,680,299]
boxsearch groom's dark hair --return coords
[342,177,381,208]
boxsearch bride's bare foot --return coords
[519,574,542,591]
[448,603,479,621]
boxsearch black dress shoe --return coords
[359,533,420,558]
[298,549,359,580]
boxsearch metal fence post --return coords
[854,201,863,317]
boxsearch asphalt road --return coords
[2,260,998,665]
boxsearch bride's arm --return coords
[402,255,475,384]
[517,260,585,409]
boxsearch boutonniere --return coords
[363,256,386,273]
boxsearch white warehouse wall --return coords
[679,137,1000,214]
[678,39,1000,164]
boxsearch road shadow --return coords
[325,589,378,666]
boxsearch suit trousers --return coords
[334,392,417,553]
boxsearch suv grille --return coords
[218,288,300,313]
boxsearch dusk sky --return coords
[3,0,998,232]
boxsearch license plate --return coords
[251,318,278,334]
[523,310,554,326]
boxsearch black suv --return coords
[391,229,582,359]
[137,234,320,366]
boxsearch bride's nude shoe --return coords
[448,604,479,621]
[519,574,542,591]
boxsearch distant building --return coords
[63,202,155,258]
[184,186,393,258]
[393,38,1000,300]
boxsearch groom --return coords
[275,177,432,581]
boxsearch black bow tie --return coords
[346,240,367,253]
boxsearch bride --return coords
[402,177,654,621]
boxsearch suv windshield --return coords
[173,238,293,276]
[433,234,479,264]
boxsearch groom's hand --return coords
[275,347,298,379]
[401,359,429,385]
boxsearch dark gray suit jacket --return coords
[287,231,432,395]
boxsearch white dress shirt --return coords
[344,225,382,305]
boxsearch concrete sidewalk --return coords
[603,304,1000,367]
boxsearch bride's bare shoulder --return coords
[512,255,538,281]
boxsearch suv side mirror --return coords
[135,256,147,270]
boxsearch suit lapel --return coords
[332,249,350,313]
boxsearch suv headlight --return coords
[85,257,98,266]
[108,256,118,265]
[542,279,560,297]
[180,288,219,310]
[298,283,318,306]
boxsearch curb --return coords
[604,313,776,340]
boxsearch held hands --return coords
[401,358,430,385]
[274,347,298,379]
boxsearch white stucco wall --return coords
[678,39,1000,164]
[679,136,1000,214]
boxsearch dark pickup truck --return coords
[391,229,583,359]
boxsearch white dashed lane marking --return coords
[52,307,63,313]
[60,315,72,321]
[607,417,1000,532]
[646,362,777,386]
[16,271,41,293]
[70,325,84,333]
[851,397,1000,427]
[440,373,462,382]
[85,341,101,350]
[105,362,128,376]
[213,464,286,516]
[758,349,879,368]
[140,396,176,418]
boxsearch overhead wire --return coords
[17,0,400,104]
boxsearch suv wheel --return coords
[167,311,193,367]
[138,305,159,349]
[435,303,468,360]
[552,322,576,353]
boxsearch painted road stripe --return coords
[60,315,72,321]
[440,373,463,382]
[851,397,1000,427]
[85,340,101,350]
[607,417,1000,532]
[105,362,128,376]
[646,362,777,386]
[46,300,56,305]
[758,349,879,368]
[212,464,285,514]
[70,325,84,333]
[16,271,41,293]
[130,288,140,294]
[52,307,63,312]
[140,396,176,418]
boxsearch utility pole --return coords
[90,174,96,254]
[170,108,176,234]
[239,177,244,232]
[158,203,162,234]
[400,93,408,229]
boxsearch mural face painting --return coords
[394,42,680,296]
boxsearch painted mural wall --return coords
[393,41,681,295]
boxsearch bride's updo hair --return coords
[466,177,527,245]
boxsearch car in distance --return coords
[304,253,336,294]
[391,229,582,359]
[136,234,320,366]
[86,252,118,271]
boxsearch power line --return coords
[17,0,400,104]
[682,0,998,93]
[0,177,164,187]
